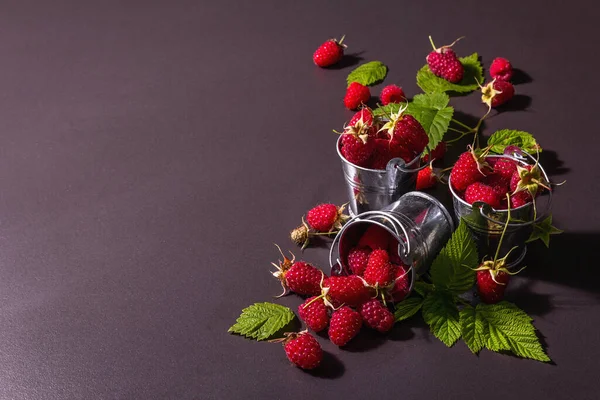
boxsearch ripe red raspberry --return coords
[388,114,429,162]
[364,249,394,287]
[416,166,436,190]
[481,80,515,108]
[359,299,395,333]
[510,190,532,208]
[340,133,375,167]
[368,138,394,170]
[464,182,501,209]
[299,297,329,332]
[348,107,377,138]
[283,332,323,369]
[347,246,371,276]
[450,150,490,192]
[344,82,371,110]
[426,36,464,83]
[477,269,510,304]
[493,158,518,181]
[306,203,347,233]
[323,275,371,307]
[328,306,362,346]
[313,36,346,67]
[272,248,325,297]
[380,84,406,105]
[389,263,410,302]
[484,173,510,200]
[490,57,513,81]
[358,224,392,250]
[422,141,447,163]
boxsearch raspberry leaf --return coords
[422,291,461,347]
[413,281,434,296]
[229,302,296,341]
[526,215,563,247]
[394,296,424,322]
[416,53,483,94]
[487,129,541,154]
[430,220,478,294]
[460,306,486,354]
[347,61,388,87]
[477,302,551,362]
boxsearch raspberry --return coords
[347,246,371,275]
[477,269,510,304]
[368,139,394,170]
[493,158,518,181]
[490,57,513,81]
[422,141,447,163]
[380,84,406,105]
[283,332,323,370]
[364,249,394,287]
[388,114,429,162]
[359,299,395,333]
[450,150,490,192]
[344,82,371,110]
[323,275,371,307]
[464,182,501,209]
[389,263,410,302]
[328,306,362,346]
[426,37,464,83]
[348,107,377,138]
[271,248,325,297]
[313,36,346,68]
[306,203,347,233]
[510,190,532,208]
[484,173,510,200]
[416,166,436,190]
[299,297,329,332]
[340,133,375,167]
[481,80,515,108]
[358,225,391,250]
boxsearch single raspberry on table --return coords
[313,36,346,67]
[283,332,323,370]
[380,84,406,105]
[328,306,362,346]
[344,82,371,110]
[306,203,348,233]
[464,182,501,209]
[322,275,371,308]
[271,246,325,297]
[450,149,491,192]
[298,297,329,332]
[359,299,395,333]
[364,249,394,287]
[426,36,464,83]
[416,166,436,190]
[358,225,392,250]
[477,269,510,304]
[347,246,371,276]
[490,57,513,81]
[481,79,515,108]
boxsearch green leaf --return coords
[422,291,461,347]
[347,61,388,87]
[526,214,563,247]
[394,297,424,322]
[477,302,550,362]
[487,129,541,154]
[460,306,487,354]
[228,302,296,341]
[416,53,483,94]
[373,103,401,118]
[430,220,478,294]
[414,281,434,297]
[411,92,450,109]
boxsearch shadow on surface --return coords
[506,280,554,316]
[343,328,387,352]
[305,351,345,379]
[539,150,570,176]
[511,68,533,85]
[495,94,532,112]
[326,53,364,70]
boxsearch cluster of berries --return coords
[450,146,548,210]
[273,224,410,369]
[337,107,429,169]
[290,203,349,249]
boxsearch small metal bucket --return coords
[336,135,423,216]
[329,192,455,294]
[448,152,552,267]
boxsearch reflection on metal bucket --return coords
[336,135,423,215]
[449,153,552,268]
[329,192,455,297]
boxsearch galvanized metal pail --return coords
[336,135,423,215]
[448,152,552,267]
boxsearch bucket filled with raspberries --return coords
[329,191,454,296]
[449,147,552,266]
[336,106,429,215]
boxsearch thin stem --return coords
[494,194,512,264]
[448,127,469,135]
[428,35,436,51]
[451,118,473,131]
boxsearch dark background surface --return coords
[1,0,599,399]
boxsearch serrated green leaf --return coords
[430,220,478,294]
[422,291,461,347]
[414,281,434,297]
[416,53,483,94]
[411,92,450,109]
[228,302,296,341]
[394,297,424,322]
[526,214,563,247]
[477,302,550,362]
[347,61,388,87]
[460,306,487,354]
[487,129,541,154]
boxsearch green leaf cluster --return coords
[228,302,295,341]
